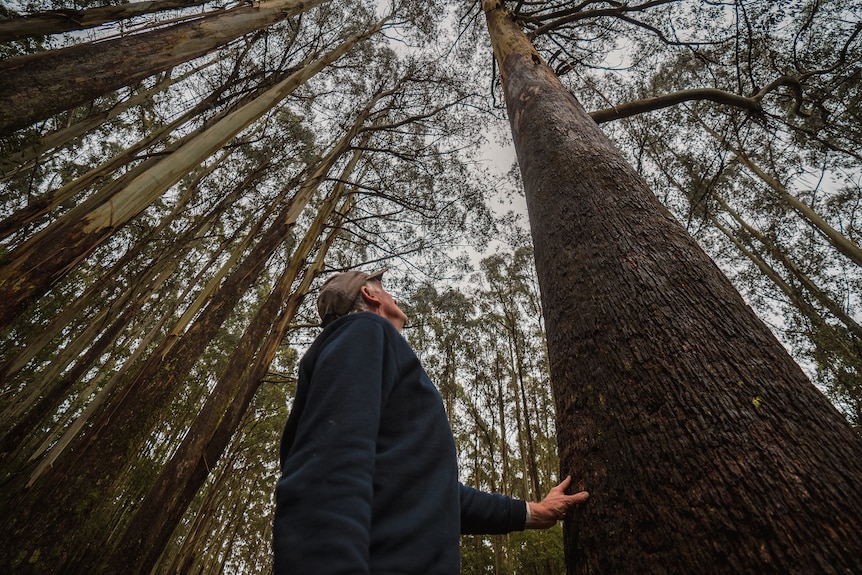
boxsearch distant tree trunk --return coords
[708,192,862,339]
[732,148,862,267]
[0,0,328,135]
[692,121,862,268]
[483,3,862,574]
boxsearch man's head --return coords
[317,268,408,331]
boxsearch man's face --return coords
[369,280,408,331]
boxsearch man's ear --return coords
[359,285,379,307]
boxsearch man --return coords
[273,268,589,574]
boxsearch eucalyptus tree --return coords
[630,112,862,421]
[479,247,547,501]
[469,247,566,575]
[156,372,293,575]
[475,1,862,572]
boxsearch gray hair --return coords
[348,280,378,314]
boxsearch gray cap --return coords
[317,268,387,325]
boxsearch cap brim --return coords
[367,267,388,281]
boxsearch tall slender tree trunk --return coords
[696,121,862,268]
[0,0,328,134]
[0,195,253,473]
[0,75,232,241]
[709,192,862,339]
[733,148,862,267]
[483,3,862,573]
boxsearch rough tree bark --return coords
[483,3,862,574]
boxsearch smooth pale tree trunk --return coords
[733,149,862,267]
[709,192,862,339]
[710,216,843,340]
[482,3,862,573]
[0,71,231,240]
[0,0,328,134]
[0,20,384,330]
[0,0,210,41]
[648,145,862,342]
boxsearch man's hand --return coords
[526,476,589,529]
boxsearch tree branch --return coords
[590,87,760,123]
[523,0,683,40]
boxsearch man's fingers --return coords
[569,491,589,504]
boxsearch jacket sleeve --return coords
[459,483,528,534]
[274,318,391,575]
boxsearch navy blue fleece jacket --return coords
[273,312,526,575]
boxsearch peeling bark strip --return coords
[0,0,328,135]
[482,3,862,574]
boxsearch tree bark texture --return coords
[0,0,327,135]
[483,3,862,574]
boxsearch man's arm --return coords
[460,483,528,534]
[460,476,589,534]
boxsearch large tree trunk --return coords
[0,0,327,135]
[483,3,862,574]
